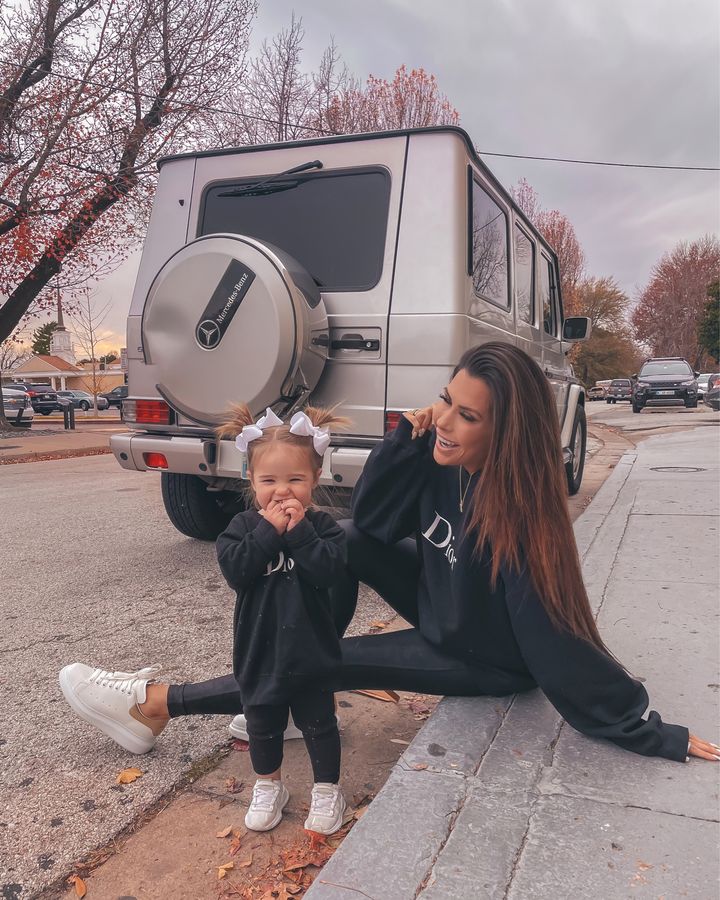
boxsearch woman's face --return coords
[432,369,493,473]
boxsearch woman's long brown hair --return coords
[458,343,609,653]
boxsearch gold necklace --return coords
[458,468,472,512]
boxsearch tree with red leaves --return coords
[0,0,257,344]
[631,235,720,368]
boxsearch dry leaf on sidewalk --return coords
[115,767,143,784]
[412,763,428,770]
[236,854,253,868]
[228,833,244,856]
[231,739,250,752]
[216,825,234,838]
[390,738,410,745]
[369,620,388,628]
[352,689,399,703]
[225,776,243,794]
[217,862,234,879]
[67,874,87,898]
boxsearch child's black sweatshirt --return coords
[216,508,345,707]
[351,416,689,762]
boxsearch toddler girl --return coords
[215,405,348,834]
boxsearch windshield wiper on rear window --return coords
[217,159,323,198]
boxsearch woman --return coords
[60,343,718,763]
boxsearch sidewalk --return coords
[307,426,720,900]
[0,420,122,463]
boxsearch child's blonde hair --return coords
[216,403,350,471]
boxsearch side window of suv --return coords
[470,176,509,309]
[514,224,535,325]
[539,255,558,337]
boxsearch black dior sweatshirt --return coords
[216,509,345,707]
[351,416,689,762]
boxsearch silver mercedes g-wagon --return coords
[111,126,591,540]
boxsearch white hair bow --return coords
[289,411,330,455]
[235,407,283,453]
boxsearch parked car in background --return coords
[587,385,606,401]
[3,381,60,414]
[1,387,34,428]
[632,358,699,413]
[704,374,720,411]
[56,390,109,411]
[606,378,632,403]
[696,373,712,400]
[100,385,128,409]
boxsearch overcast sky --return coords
[86,0,719,352]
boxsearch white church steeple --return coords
[50,288,76,365]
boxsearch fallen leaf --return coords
[369,620,388,629]
[67,874,87,898]
[228,837,243,856]
[412,762,428,770]
[511,748,524,757]
[352,689,399,703]
[225,776,243,794]
[231,739,250,752]
[115,767,143,784]
[216,825,233,838]
[390,738,410,745]
[218,862,234,880]
[636,861,654,872]
[236,854,253,868]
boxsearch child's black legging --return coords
[166,523,530,721]
[245,691,340,783]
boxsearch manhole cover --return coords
[650,466,706,473]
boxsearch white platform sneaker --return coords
[59,663,166,754]
[245,779,290,831]
[303,783,346,835]
[229,713,303,742]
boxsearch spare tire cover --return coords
[141,234,328,425]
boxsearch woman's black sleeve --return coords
[284,512,347,588]
[216,515,284,591]
[351,416,433,544]
[502,563,689,762]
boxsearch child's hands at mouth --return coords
[260,500,291,534]
[280,498,305,531]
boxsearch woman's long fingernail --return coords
[713,754,720,761]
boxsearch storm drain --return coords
[650,466,707,473]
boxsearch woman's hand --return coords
[260,500,291,534]
[687,733,720,761]
[281,498,305,532]
[404,405,435,440]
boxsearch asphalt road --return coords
[1,403,716,898]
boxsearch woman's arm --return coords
[284,512,346,588]
[351,414,434,544]
[502,562,690,762]
[216,515,285,591]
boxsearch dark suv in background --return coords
[4,381,60,415]
[100,385,128,409]
[632,358,699,413]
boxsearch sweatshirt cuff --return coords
[252,517,285,557]
[387,414,432,450]
[284,517,316,546]
[659,722,691,763]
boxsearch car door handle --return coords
[331,338,380,351]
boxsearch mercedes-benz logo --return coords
[196,319,221,349]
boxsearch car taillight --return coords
[143,452,168,469]
[384,411,403,432]
[26,390,36,397]
[124,399,171,425]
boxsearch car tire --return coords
[80,401,90,411]
[40,410,51,415]
[684,400,698,409]
[632,403,642,413]
[606,399,611,404]
[161,473,242,541]
[565,405,586,496]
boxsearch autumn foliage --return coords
[631,235,720,368]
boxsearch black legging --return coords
[167,522,529,718]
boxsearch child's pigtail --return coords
[216,402,254,440]
[303,405,351,433]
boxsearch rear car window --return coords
[640,361,693,377]
[200,169,391,291]
[611,380,630,386]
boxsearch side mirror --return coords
[631,373,638,379]
[562,317,592,342]
[693,371,700,378]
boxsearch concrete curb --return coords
[306,448,641,900]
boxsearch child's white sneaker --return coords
[59,663,166,754]
[245,779,290,831]
[304,783,346,835]
[229,713,303,741]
